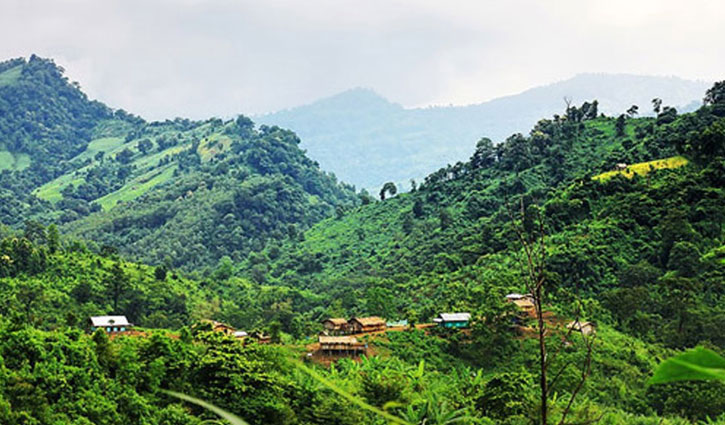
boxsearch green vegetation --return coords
[0,150,30,171]
[0,57,358,270]
[0,55,724,423]
[0,64,22,87]
[259,75,708,190]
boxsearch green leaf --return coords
[649,347,725,385]
[162,390,250,425]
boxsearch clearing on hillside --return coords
[0,65,22,87]
[593,156,689,182]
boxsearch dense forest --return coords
[1,55,725,424]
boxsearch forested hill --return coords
[0,56,359,270]
[0,56,133,224]
[245,83,725,351]
[259,74,709,190]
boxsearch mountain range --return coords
[259,74,710,190]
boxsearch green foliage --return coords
[650,347,725,384]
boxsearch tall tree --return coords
[106,262,130,313]
[379,182,397,201]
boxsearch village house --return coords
[567,320,597,336]
[318,335,366,356]
[433,313,471,328]
[322,318,348,334]
[348,316,386,333]
[90,315,132,334]
[506,293,537,318]
[386,319,409,328]
[250,331,272,344]
[202,320,236,336]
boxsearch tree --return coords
[379,182,397,201]
[136,139,153,155]
[47,224,60,254]
[615,114,626,137]
[438,208,452,230]
[506,199,594,425]
[652,98,663,114]
[106,262,130,313]
[412,199,424,218]
[94,150,105,163]
[116,148,134,164]
[471,137,496,169]
[23,220,46,245]
[626,105,639,118]
[154,265,167,281]
[704,80,725,106]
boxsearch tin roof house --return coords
[433,313,471,328]
[90,316,132,333]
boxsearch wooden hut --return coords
[322,318,348,334]
[250,331,272,344]
[348,316,386,333]
[506,294,536,318]
[202,320,236,336]
[318,336,366,356]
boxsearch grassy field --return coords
[593,156,689,181]
[0,150,31,172]
[0,65,22,87]
[96,164,177,210]
[33,169,88,202]
[33,127,228,206]
[198,134,233,161]
[72,137,126,161]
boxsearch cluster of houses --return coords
[90,294,595,361]
[88,316,272,343]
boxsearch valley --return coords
[0,55,724,424]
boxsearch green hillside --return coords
[259,75,709,190]
[1,54,724,424]
[0,57,359,270]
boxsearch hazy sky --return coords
[2,0,722,120]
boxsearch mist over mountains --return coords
[259,73,709,190]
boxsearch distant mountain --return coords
[258,74,710,190]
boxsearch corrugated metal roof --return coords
[506,293,532,300]
[90,315,131,327]
[234,331,248,337]
[438,313,471,322]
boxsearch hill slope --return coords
[0,56,359,270]
[247,91,725,350]
[259,74,709,190]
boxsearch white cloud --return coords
[0,0,721,119]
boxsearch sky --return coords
[1,0,723,120]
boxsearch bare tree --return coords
[506,197,596,425]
